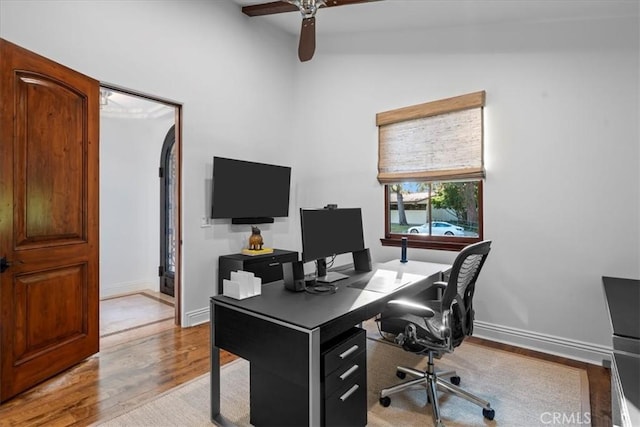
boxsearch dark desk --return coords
[210,259,451,426]
[603,276,640,427]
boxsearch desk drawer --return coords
[323,328,366,375]
[244,253,297,284]
[324,372,367,427]
[324,348,366,397]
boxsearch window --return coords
[377,92,485,251]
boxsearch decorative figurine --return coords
[249,226,264,251]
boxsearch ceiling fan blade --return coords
[298,17,316,62]
[242,0,380,17]
[242,1,298,16]
[322,0,382,8]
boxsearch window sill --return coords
[380,236,481,252]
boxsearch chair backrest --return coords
[441,240,491,345]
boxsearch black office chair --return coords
[377,240,494,427]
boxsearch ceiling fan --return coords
[242,0,379,62]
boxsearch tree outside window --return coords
[386,181,482,250]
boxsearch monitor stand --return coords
[316,271,348,283]
[315,258,348,283]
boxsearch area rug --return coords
[100,293,174,337]
[97,336,590,427]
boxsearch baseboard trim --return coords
[184,306,209,327]
[100,281,157,298]
[474,320,612,366]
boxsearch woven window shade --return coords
[377,91,485,184]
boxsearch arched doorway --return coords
[160,125,176,298]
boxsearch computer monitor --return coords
[300,207,365,282]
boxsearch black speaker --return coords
[283,261,305,292]
[352,248,372,272]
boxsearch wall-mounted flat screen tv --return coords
[211,157,291,224]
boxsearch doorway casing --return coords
[100,83,183,326]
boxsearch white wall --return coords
[2,1,638,363]
[291,16,639,363]
[0,0,299,326]
[99,114,174,297]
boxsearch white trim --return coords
[184,306,210,327]
[100,281,157,298]
[473,320,612,366]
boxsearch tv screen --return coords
[300,208,365,263]
[211,157,291,221]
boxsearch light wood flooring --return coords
[99,291,175,337]
[0,293,610,426]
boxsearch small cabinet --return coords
[218,249,298,294]
[321,327,367,427]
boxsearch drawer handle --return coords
[339,345,359,359]
[268,262,280,267]
[339,364,359,381]
[340,384,359,402]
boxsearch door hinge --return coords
[159,167,164,178]
[158,265,164,276]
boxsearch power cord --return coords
[375,314,399,343]
[305,283,337,295]
[314,255,337,276]
[325,254,336,270]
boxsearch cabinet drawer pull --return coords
[339,364,359,381]
[339,345,359,359]
[268,262,280,267]
[340,384,359,402]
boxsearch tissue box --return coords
[223,271,262,300]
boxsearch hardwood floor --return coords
[0,292,237,426]
[99,291,175,337]
[0,295,610,426]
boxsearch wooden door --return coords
[159,125,175,297]
[0,38,99,402]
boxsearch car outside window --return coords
[382,180,483,251]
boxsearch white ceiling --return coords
[102,1,636,116]
[230,0,637,37]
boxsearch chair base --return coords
[379,355,494,426]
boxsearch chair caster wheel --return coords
[450,375,461,385]
[483,408,495,420]
[396,370,406,379]
[379,396,391,407]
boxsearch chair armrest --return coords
[386,299,435,318]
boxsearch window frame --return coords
[381,180,483,252]
[376,91,486,252]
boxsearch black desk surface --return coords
[211,259,450,331]
[603,276,640,341]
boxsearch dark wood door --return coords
[0,38,100,402]
[159,125,175,297]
